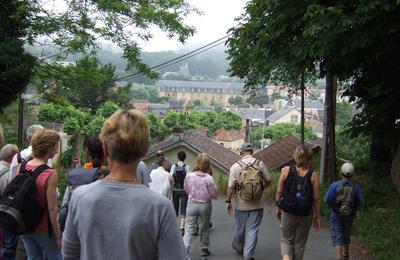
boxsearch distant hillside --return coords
[26,44,230,84]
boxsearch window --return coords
[291,115,298,123]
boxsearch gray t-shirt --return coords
[62,180,188,260]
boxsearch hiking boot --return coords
[342,252,350,260]
[201,248,210,257]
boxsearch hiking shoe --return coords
[201,248,210,257]
[342,252,350,260]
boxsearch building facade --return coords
[155,80,245,106]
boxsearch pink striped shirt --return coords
[184,171,218,203]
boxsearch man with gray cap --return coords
[0,144,19,194]
[324,162,365,260]
[226,143,271,260]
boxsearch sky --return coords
[137,0,247,52]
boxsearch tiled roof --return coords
[155,80,245,90]
[235,108,273,123]
[213,128,244,142]
[254,135,320,171]
[266,107,299,123]
[144,130,241,172]
[294,100,324,109]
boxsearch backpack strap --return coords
[17,152,24,164]
[30,164,51,179]
[18,160,29,175]
[237,160,246,168]
[0,167,9,178]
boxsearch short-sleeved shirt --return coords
[0,160,10,194]
[228,155,271,211]
[170,161,191,192]
[324,179,365,217]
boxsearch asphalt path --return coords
[188,198,336,260]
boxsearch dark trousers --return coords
[173,190,188,217]
[3,231,17,260]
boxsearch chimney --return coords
[205,128,211,138]
[245,119,250,143]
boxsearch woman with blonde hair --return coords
[275,144,321,260]
[183,153,218,257]
[18,129,62,260]
[62,109,188,259]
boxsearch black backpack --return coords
[277,166,314,216]
[173,164,187,189]
[334,181,355,219]
[59,167,109,232]
[0,161,50,234]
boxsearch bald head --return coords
[0,144,19,163]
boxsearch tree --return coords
[37,100,119,163]
[250,123,317,149]
[5,0,196,106]
[146,112,170,144]
[336,102,353,126]
[36,56,131,111]
[248,92,269,107]
[228,96,243,106]
[0,0,35,108]
[226,0,400,182]
[162,111,200,133]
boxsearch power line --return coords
[116,34,230,81]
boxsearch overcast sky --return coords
[138,0,247,52]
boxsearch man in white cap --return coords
[324,162,365,260]
[226,143,271,260]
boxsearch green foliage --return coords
[163,111,200,133]
[27,0,195,78]
[336,102,353,126]
[59,148,74,169]
[0,0,36,108]
[248,90,269,107]
[211,111,242,133]
[38,100,118,136]
[228,96,243,106]
[251,123,317,148]
[214,173,228,195]
[146,112,170,143]
[336,128,371,173]
[227,0,400,164]
[36,56,130,112]
[352,176,400,259]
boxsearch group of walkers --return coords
[0,109,364,260]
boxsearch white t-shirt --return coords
[150,167,172,198]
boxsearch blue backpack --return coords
[59,167,109,231]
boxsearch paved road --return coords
[188,198,336,260]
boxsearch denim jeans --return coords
[183,200,212,251]
[330,212,353,246]
[20,233,62,260]
[3,230,18,260]
[232,208,263,260]
[173,190,188,217]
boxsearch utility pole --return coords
[320,71,337,184]
[300,73,305,144]
[18,93,24,148]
